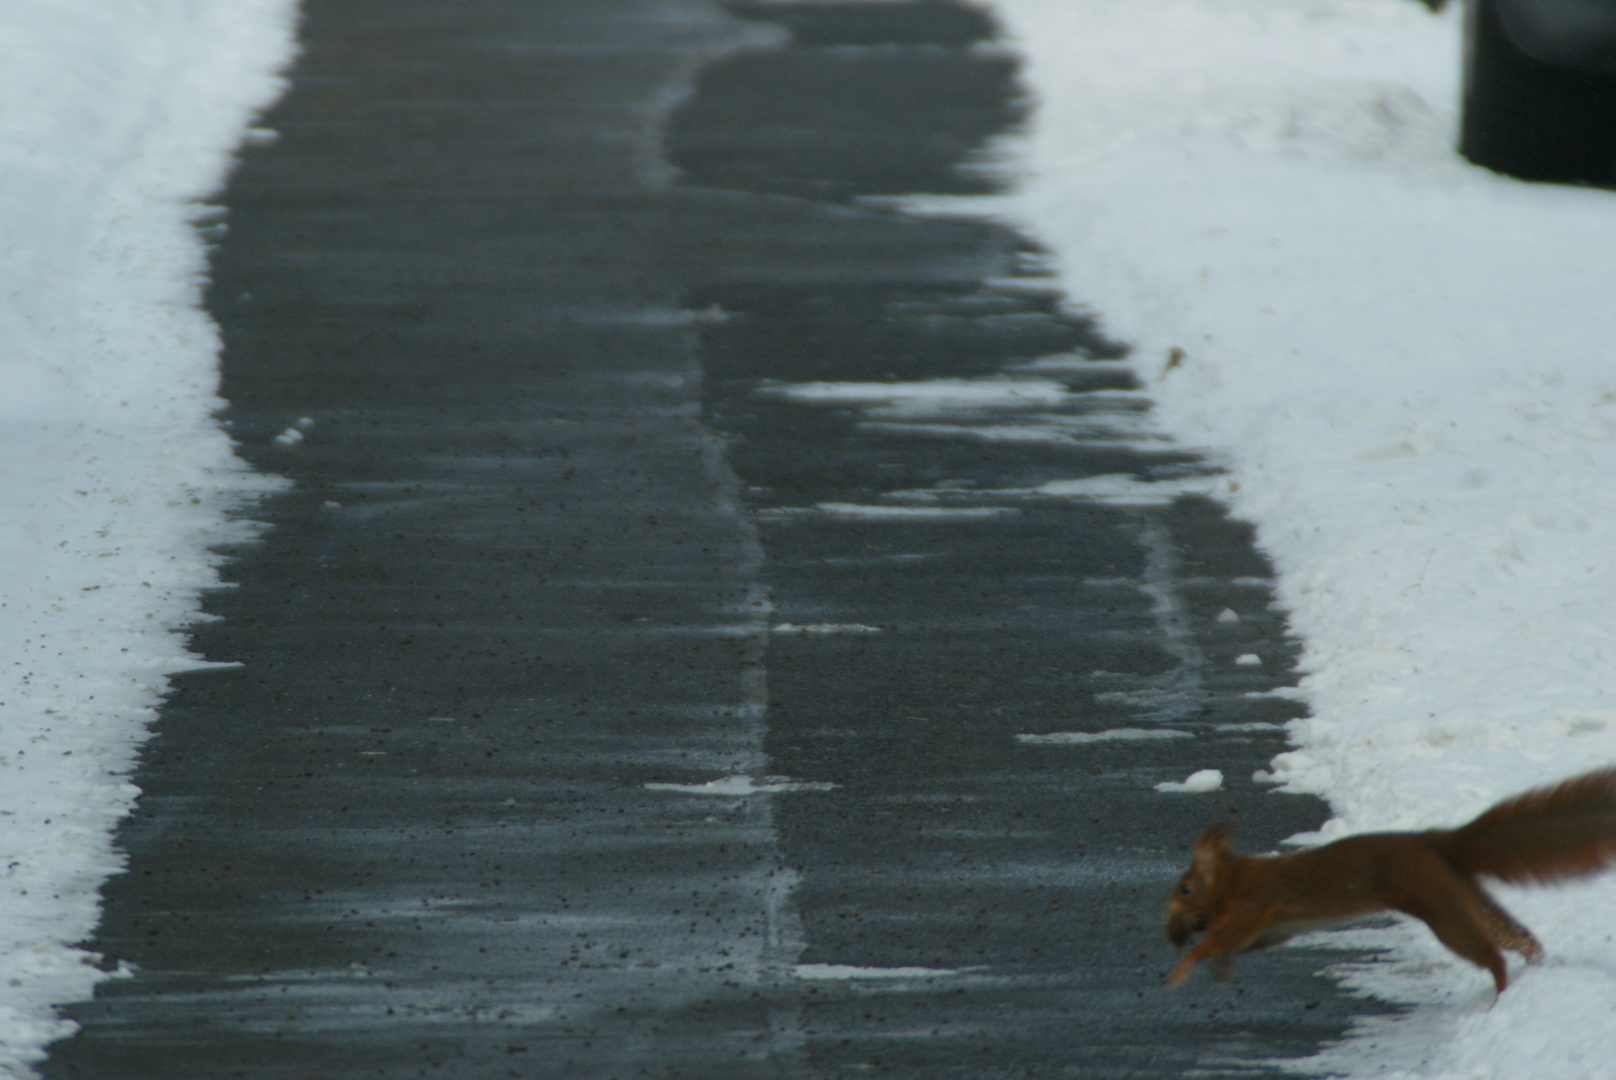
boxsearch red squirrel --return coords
[1165,766,1616,993]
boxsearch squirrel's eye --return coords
[1179,883,1192,895]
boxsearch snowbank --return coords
[0,0,295,1069]
[975,0,1616,1075]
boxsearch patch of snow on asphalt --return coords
[813,503,1018,520]
[761,377,1073,410]
[1017,728,1193,745]
[793,964,965,981]
[1156,769,1225,794]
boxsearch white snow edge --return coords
[0,0,298,1067]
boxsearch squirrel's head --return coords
[1165,820,1237,947]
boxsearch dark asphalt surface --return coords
[42,2,1387,1077]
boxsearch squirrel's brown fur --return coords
[1164,766,1616,992]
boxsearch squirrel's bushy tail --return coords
[1439,766,1616,884]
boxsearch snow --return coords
[1156,768,1225,794]
[974,0,1616,1074]
[0,0,295,1070]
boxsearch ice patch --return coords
[644,775,839,795]
[860,419,1162,448]
[584,304,732,327]
[761,375,1164,450]
[1093,688,1180,709]
[771,623,884,635]
[792,964,965,981]
[1009,355,1135,374]
[1017,728,1193,745]
[813,503,1018,520]
[1002,474,1220,505]
[886,473,1222,507]
[761,377,1072,410]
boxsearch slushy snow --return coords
[975,0,1616,1075]
[0,0,295,1070]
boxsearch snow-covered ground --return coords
[0,0,295,1071]
[969,0,1616,1076]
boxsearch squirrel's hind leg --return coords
[1470,886,1544,964]
[1414,905,1511,993]
[1391,862,1513,992]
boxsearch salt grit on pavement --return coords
[0,1,294,1070]
[971,0,1616,1075]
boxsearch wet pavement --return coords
[42,1,1385,1077]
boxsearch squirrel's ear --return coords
[1192,821,1236,873]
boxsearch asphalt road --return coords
[42,1,1386,1077]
